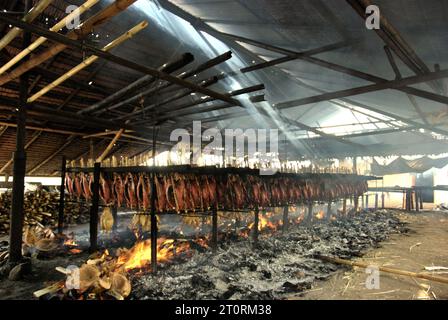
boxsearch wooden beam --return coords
[96,129,124,163]
[0,0,138,86]
[0,0,53,51]
[383,46,429,125]
[288,77,448,138]
[0,0,99,75]
[94,51,232,115]
[347,0,444,94]
[117,76,220,120]
[0,14,241,106]
[28,21,148,103]
[222,31,448,107]
[274,68,448,110]
[79,52,195,115]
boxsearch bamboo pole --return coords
[0,0,99,76]
[0,0,53,51]
[96,129,124,163]
[0,0,137,86]
[83,131,120,139]
[28,21,148,102]
[316,255,448,285]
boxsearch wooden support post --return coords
[282,206,289,232]
[354,194,359,213]
[365,194,369,209]
[150,173,157,273]
[419,191,423,209]
[361,193,364,210]
[150,125,158,272]
[374,193,379,210]
[252,207,259,245]
[381,193,385,209]
[306,201,314,225]
[408,190,411,210]
[89,162,101,252]
[326,200,332,222]
[57,156,66,234]
[415,190,419,212]
[111,205,118,231]
[212,208,218,252]
[8,0,31,265]
[342,198,347,217]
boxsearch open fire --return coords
[116,238,191,271]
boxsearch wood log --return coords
[316,255,448,285]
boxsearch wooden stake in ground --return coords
[316,255,448,285]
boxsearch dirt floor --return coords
[292,211,448,300]
[0,211,447,300]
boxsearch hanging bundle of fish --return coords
[0,190,90,235]
[65,171,368,213]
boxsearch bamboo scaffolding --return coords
[0,0,137,86]
[0,0,53,51]
[316,255,448,285]
[28,21,148,102]
[0,0,99,76]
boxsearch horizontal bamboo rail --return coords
[27,21,148,102]
[0,0,53,51]
[0,0,137,86]
[0,0,99,75]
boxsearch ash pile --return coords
[132,210,409,300]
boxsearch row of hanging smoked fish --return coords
[65,172,368,213]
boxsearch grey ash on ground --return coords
[132,210,409,300]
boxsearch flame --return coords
[116,237,190,271]
[248,215,278,231]
[64,237,82,253]
[63,238,77,247]
[315,211,325,220]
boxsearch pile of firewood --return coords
[0,190,90,235]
